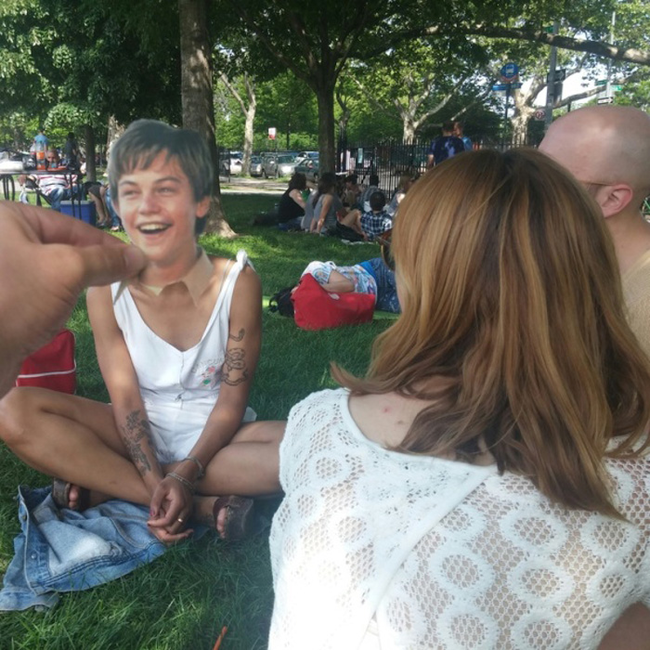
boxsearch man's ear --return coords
[196,196,211,219]
[599,184,634,218]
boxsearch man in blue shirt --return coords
[427,121,465,168]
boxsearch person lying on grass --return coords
[0,119,283,544]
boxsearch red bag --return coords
[291,273,375,330]
[15,329,76,393]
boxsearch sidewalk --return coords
[220,176,286,194]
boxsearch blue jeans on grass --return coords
[359,258,400,313]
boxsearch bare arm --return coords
[87,286,164,494]
[289,188,306,209]
[315,194,333,234]
[599,604,650,650]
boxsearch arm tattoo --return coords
[120,409,153,474]
[221,347,248,386]
[229,328,245,342]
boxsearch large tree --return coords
[349,39,493,142]
[220,0,650,171]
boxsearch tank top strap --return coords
[235,249,253,271]
[216,249,251,306]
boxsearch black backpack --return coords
[269,287,295,317]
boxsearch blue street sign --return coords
[492,82,523,91]
[500,62,519,80]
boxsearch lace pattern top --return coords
[268,388,650,649]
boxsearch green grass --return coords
[0,193,395,649]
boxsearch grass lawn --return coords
[0,192,396,649]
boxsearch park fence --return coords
[338,138,431,199]
[338,131,541,196]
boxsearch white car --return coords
[221,153,243,176]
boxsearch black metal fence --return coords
[338,138,431,199]
[337,131,541,196]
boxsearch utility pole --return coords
[605,11,616,102]
[544,21,559,132]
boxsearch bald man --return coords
[539,105,650,356]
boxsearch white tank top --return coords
[109,250,253,462]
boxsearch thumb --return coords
[73,243,146,288]
[149,487,164,520]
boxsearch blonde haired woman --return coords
[269,149,650,649]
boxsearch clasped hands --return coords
[147,472,196,545]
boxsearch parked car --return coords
[295,156,319,183]
[0,149,34,173]
[296,150,318,164]
[249,155,263,177]
[261,154,297,178]
[220,152,243,176]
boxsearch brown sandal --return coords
[212,496,258,542]
[51,478,91,511]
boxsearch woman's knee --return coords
[0,387,46,444]
[234,420,286,444]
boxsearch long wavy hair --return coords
[334,148,650,517]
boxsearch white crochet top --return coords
[269,388,650,649]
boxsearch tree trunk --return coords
[316,84,336,173]
[510,111,533,147]
[178,0,234,237]
[242,104,255,175]
[84,124,96,182]
[106,115,124,154]
[402,118,416,144]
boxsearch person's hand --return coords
[0,202,146,396]
[147,475,195,543]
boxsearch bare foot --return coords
[67,484,111,510]
[193,495,228,538]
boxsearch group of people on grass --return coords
[1,105,650,647]
[274,169,416,243]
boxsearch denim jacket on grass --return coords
[0,486,168,611]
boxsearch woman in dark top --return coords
[278,173,307,230]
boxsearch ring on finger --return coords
[177,517,184,523]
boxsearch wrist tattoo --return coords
[121,409,152,474]
[229,328,245,342]
[221,347,248,386]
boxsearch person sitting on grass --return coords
[0,119,283,545]
[338,190,393,242]
[267,149,650,649]
[311,172,354,236]
[359,190,393,241]
[277,172,307,231]
[360,173,380,213]
[342,174,362,209]
[387,173,416,217]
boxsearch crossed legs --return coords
[0,387,284,520]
